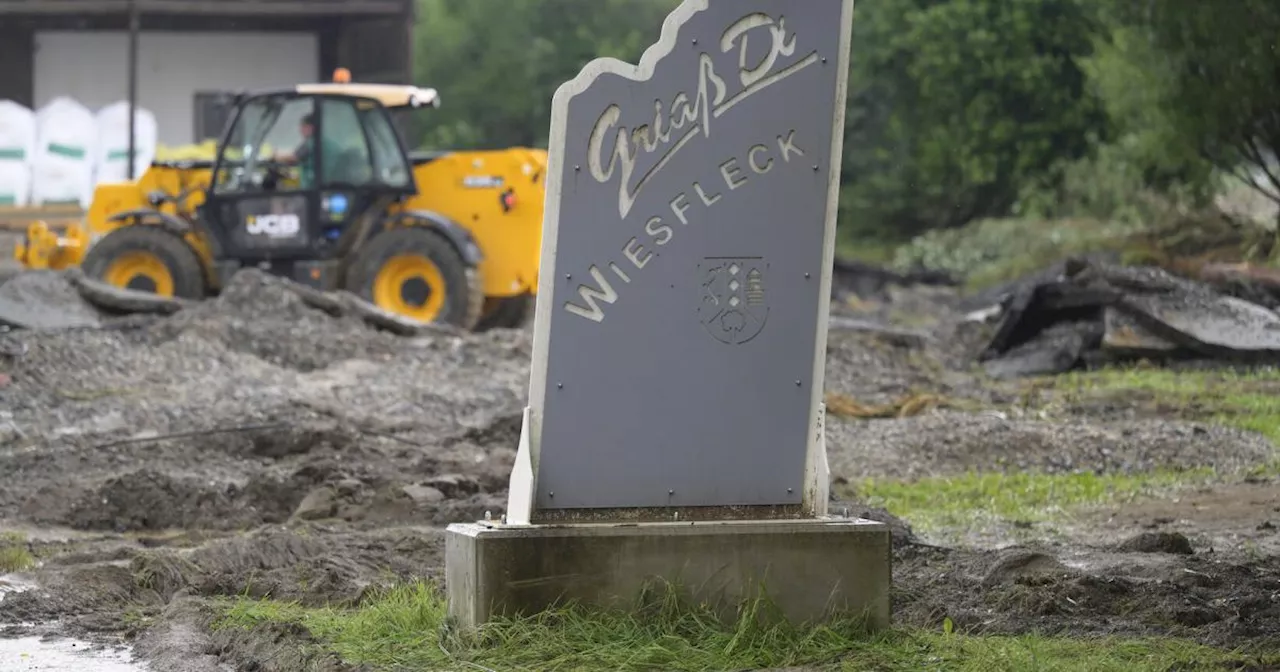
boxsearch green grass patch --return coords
[845,364,1280,539]
[851,468,1212,535]
[1054,366,1280,438]
[0,532,35,573]
[212,580,1263,672]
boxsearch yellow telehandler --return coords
[15,73,544,331]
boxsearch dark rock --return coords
[982,319,1099,379]
[291,487,338,521]
[981,550,1071,586]
[1115,531,1194,555]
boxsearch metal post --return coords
[403,0,415,85]
[126,0,140,180]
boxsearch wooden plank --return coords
[0,205,82,215]
[0,206,84,231]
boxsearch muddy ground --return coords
[0,262,1278,670]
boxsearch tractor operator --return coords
[274,113,340,189]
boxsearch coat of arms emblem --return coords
[698,257,769,345]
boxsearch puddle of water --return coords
[1,575,148,671]
[0,575,30,603]
[0,637,143,671]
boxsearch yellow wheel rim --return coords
[102,251,175,296]
[373,254,446,322]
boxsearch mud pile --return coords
[0,269,530,537]
[146,269,413,372]
[1,262,1278,668]
[895,543,1280,648]
[0,268,537,658]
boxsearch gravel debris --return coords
[0,269,102,329]
[825,410,1275,481]
[0,262,1277,665]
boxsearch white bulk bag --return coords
[29,161,93,208]
[0,162,32,207]
[32,97,96,207]
[0,100,36,166]
[95,100,158,184]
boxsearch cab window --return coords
[212,95,313,194]
[357,101,413,189]
[318,98,375,187]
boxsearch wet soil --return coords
[0,267,1277,669]
[894,542,1280,648]
[1075,480,1280,557]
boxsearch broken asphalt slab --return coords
[976,259,1280,377]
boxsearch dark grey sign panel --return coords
[531,0,851,510]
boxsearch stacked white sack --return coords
[95,100,157,184]
[0,100,36,207]
[31,97,97,208]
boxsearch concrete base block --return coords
[445,516,891,630]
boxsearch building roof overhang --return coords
[0,0,408,16]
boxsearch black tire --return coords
[80,225,207,300]
[475,292,535,331]
[343,226,484,329]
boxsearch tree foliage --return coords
[407,0,1279,243]
[841,0,1108,240]
[411,0,678,150]
[1110,0,1280,209]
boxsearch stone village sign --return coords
[446,0,891,630]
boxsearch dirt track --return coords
[1,266,1278,668]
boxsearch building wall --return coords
[333,16,411,84]
[33,30,320,145]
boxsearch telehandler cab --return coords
[15,74,545,331]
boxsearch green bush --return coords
[891,216,1149,288]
